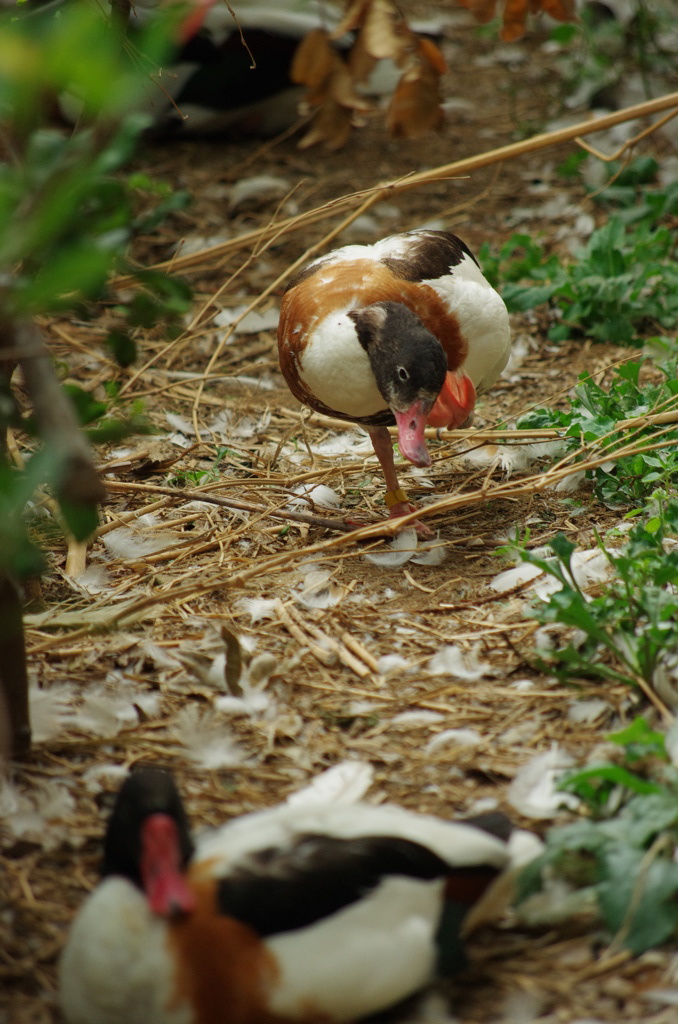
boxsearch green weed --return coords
[519,717,678,954]
[480,180,678,343]
[505,500,678,695]
[517,355,678,507]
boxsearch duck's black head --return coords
[102,767,194,888]
[348,301,447,415]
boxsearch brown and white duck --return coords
[277,229,511,534]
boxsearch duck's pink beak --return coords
[394,401,431,467]
[426,371,476,429]
[141,814,195,919]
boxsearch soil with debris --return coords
[3,5,678,1023]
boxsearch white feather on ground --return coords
[427,644,492,681]
[286,761,374,808]
[507,746,580,819]
[172,705,250,769]
[364,530,447,568]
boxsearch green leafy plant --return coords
[517,356,678,507]
[519,717,678,954]
[0,1,194,752]
[480,179,678,343]
[506,501,678,695]
[550,0,677,110]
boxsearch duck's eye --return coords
[397,366,409,382]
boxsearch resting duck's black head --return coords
[102,768,195,917]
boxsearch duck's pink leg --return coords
[368,426,433,538]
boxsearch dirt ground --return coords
[3,3,678,1022]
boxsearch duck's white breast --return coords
[59,878,191,1024]
[297,310,387,419]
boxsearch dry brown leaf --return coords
[417,37,448,76]
[386,73,444,138]
[298,98,354,150]
[347,30,378,85]
[329,63,373,111]
[361,0,412,62]
[290,28,336,88]
[332,0,372,35]
[293,0,447,149]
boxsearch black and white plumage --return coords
[60,767,536,1024]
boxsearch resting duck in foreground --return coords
[60,767,535,1024]
[277,229,511,534]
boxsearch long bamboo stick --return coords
[140,91,678,278]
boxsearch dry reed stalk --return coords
[119,91,678,283]
[25,423,678,665]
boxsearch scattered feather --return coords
[286,760,374,808]
[81,763,129,794]
[496,990,546,1024]
[165,412,209,438]
[492,546,612,597]
[466,796,499,815]
[103,523,180,559]
[511,678,536,692]
[410,536,447,565]
[552,469,588,493]
[29,683,77,743]
[427,644,491,681]
[390,710,444,727]
[293,568,345,609]
[490,563,543,593]
[652,650,678,711]
[230,410,272,438]
[75,564,112,594]
[377,653,412,674]
[175,234,229,256]
[137,641,182,670]
[247,652,278,687]
[70,685,140,737]
[228,175,290,210]
[173,705,249,769]
[425,728,482,754]
[567,699,611,724]
[215,680,273,716]
[665,719,678,769]
[0,777,76,850]
[363,529,419,568]
[178,649,239,694]
[507,745,579,819]
[213,305,280,334]
[237,596,280,623]
[459,441,561,477]
[500,718,543,746]
[288,484,342,509]
[312,432,373,458]
[641,989,678,1008]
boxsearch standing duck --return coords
[277,229,511,533]
[60,767,532,1024]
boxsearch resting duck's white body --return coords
[277,229,511,531]
[60,771,531,1024]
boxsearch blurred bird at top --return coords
[17,0,450,143]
